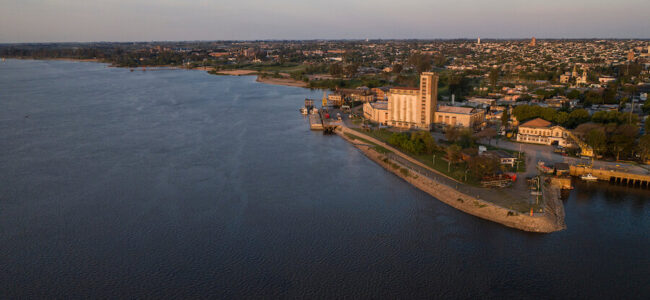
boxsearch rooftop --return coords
[391,87,419,91]
[370,101,388,110]
[520,118,552,128]
[437,106,476,114]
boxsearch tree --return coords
[468,155,500,179]
[392,63,403,74]
[609,124,638,161]
[433,54,447,68]
[638,135,650,163]
[585,129,607,156]
[643,100,650,114]
[567,89,581,99]
[446,144,462,162]
[603,83,618,104]
[458,128,476,149]
[445,127,461,143]
[476,128,498,144]
[584,90,602,106]
[554,111,569,126]
[489,68,499,86]
[329,63,343,77]
[566,109,591,128]
[407,53,432,74]
[411,131,438,154]
[344,63,359,78]
[501,107,510,127]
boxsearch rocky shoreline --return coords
[337,128,566,233]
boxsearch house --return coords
[516,118,574,147]
[327,93,343,106]
[545,97,569,108]
[599,76,617,84]
[485,150,516,167]
[371,87,390,101]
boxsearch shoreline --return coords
[337,126,566,233]
[3,58,311,89]
[255,76,308,87]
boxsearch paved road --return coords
[432,132,650,176]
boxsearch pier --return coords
[309,114,324,130]
[570,165,650,188]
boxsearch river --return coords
[0,59,648,298]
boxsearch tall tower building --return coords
[387,72,439,130]
[530,37,536,47]
[477,37,481,45]
[419,72,439,129]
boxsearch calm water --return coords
[1,59,648,298]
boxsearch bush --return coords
[387,132,437,155]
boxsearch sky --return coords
[1,0,649,43]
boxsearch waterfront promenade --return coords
[336,125,565,233]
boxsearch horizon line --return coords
[2,37,650,45]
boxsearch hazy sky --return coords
[1,0,649,42]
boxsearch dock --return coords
[570,165,650,188]
[309,114,324,130]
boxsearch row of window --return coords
[520,128,566,137]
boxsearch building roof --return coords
[391,87,419,91]
[370,101,388,110]
[520,118,552,128]
[437,106,476,114]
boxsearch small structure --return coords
[304,98,314,110]
[326,93,344,107]
[485,150,516,167]
[555,163,570,176]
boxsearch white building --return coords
[387,72,439,130]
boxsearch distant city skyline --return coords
[1,0,649,43]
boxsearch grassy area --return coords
[344,133,392,154]
[413,151,480,185]
[350,129,543,213]
[351,128,479,184]
[352,128,393,142]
